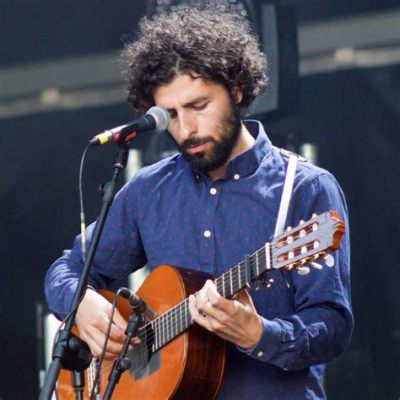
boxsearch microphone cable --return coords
[49,144,91,400]
[89,288,129,400]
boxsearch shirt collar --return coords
[190,120,272,181]
[222,120,272,180]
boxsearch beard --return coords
[171,98,242,174]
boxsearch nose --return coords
[177,111,197,141]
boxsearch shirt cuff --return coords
[237,317,282,362]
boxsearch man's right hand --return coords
[75,288,128,359]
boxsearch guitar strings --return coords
[126,247,271,364]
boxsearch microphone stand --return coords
[71,370,85,400]
[103,300,146,400]
[40,142,131,400]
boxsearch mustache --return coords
[180,136,214,150]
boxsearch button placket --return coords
[199,183,221,267]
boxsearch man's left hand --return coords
[188,279,263,349]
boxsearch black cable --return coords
[79,144,90,263]
[89,288,128,399]
[49,145,91,399]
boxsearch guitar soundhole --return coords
[127,337,160,380]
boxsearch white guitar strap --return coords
[273,149,307,289]
[274,151,299,238]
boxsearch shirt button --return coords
[257,351,264,357]
[233,174,240,180]
[209,187,217,195]
[203,230,211,238]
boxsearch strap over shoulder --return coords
[274,148,308,238]
[277,147,308,163]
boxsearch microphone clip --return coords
[119,287,157,321]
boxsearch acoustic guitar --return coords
[56,211,344,399]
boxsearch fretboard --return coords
[137,243,271,353]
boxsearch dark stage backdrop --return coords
[266,64,400,399]
[0,66,399,398]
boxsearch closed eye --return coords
[191,102,207,111]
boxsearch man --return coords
[45,6,353,399]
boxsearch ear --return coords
[231,85,244,104]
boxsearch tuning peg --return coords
[297,266,310,275]
[310,262,323,270]
[324,254,335,267]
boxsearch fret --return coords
[173,308,177,339]
[222,274,226,297]
[235,265,240,292]
[157,318,162,349]
[150,320,156,351]
[161,313,165,347]
[171,309,175,341]
[185,300,190,328]
[233,265,240,292]
[179,303,184,332]
[229,268,233,296]
[256,250,260,277]
[265,242,271,271]
[152,320,157,350]
[178,304,183,333]
[159,315,164,348]
[178,302,182,335]
[166,310,172,343]
[238,263,242,289]
[169,310,173,341]
[174,307,178,338]
[216,277,223,297]
[166,311,171,346]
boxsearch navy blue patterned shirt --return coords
[45,120,353,399]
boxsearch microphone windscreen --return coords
[147,106,170,132]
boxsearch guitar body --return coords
[57,265,226,399]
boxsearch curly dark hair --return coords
[122,5,268,115]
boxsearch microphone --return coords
[89,106,170,146]
[119,287,157,321]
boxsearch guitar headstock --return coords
[270,211,345,274]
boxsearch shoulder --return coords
[276,147,338,188]
[120,152,188,196]
[135,153,182,181]
[269,147,345,207]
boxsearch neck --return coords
[207,123,255,181]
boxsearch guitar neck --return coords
[138,244,270,353]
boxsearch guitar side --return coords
[56,265,225,399]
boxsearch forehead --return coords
[153,73,227,108]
